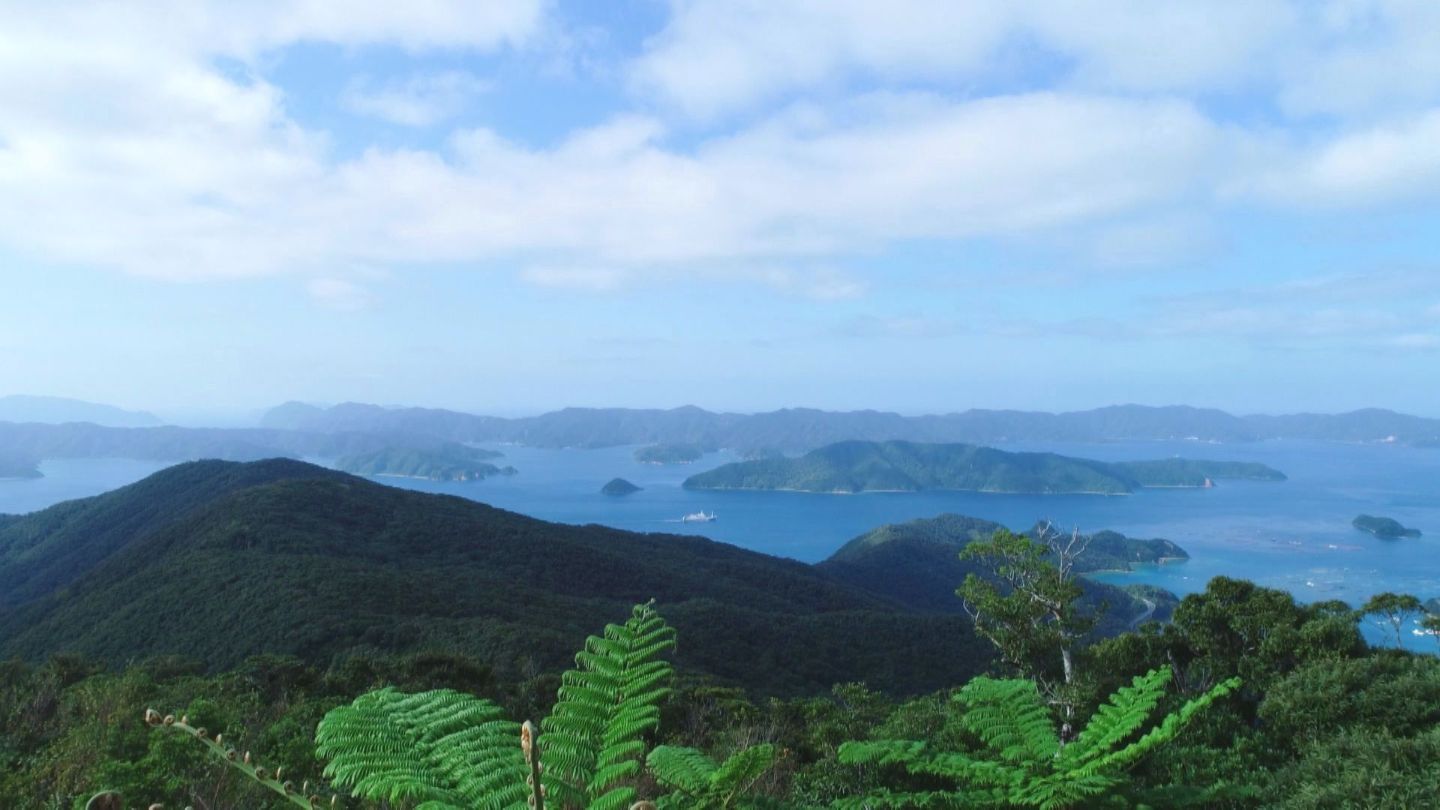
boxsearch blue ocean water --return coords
[2,441,1438,618]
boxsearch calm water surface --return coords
[3,441,1438,616]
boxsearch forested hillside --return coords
[0,460,1000,695]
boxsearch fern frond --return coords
[649,745,720,794]
[145,709,319,809]
[710,743,777,804]
[1079,675,1242,776]
[543,600,677,810]
[316,687,526,809]
[1060,667,1171,767]
[956,677,1059,763]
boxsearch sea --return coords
[3,440,1438,641]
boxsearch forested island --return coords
[333,444,515,482]
[0,453,42,479]
[634,442,706,464]
[684,440,1285,494]
[1353,514,1422,538]
[601,477,642,495]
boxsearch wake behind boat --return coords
[681,510,717,523]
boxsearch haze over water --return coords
[5,439,1436,618]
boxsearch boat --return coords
[681,511,717,523]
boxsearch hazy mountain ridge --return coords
[0,395,163,428]
[257,401,1440,450]
[1,401,1431,470]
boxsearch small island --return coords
[601,477,642,496]
[634,443,706,464]
[1353,514,1422,539]
[0,453,43,480]
[683,440,1286,495]
[335,445,516,482]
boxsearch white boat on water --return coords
[681,511,717,523]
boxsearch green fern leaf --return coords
[316,687,527,809]
[956,677,1059,763]
[543,600,677,808]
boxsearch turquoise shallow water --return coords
[3,440,1438,619]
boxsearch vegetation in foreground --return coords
[5,522,1440,808]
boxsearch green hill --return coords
[334,444,513,481]
[684,440,1285,494]
[0,460,996,696]
[818,515,1182,630]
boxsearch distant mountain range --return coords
[0,460,1164,695]
[261,401,1440,450]
[0,395,163,428]
[0,400,1433,470]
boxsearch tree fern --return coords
[149,601,676,810]
[647,743,778,809]
[837,667,1241,809]
[542,602,677,809]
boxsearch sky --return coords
[1,1,1439,419]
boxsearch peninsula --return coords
[0,453,42,480]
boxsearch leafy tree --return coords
[1420,612,1440,650]
[1360,593,1423,649]
[958,525,1094,736]
[836,667,1240,809]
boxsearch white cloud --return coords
[307,278,375,311]
[343,72,491,127]
[1,0,1439,299]
[632,1,1440,123]
[1249,111,1440,206]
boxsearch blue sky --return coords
[1,1,1439,419]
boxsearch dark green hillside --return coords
[817,514,1182,631]
[0,460,990,696]
[0,459,341,608]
